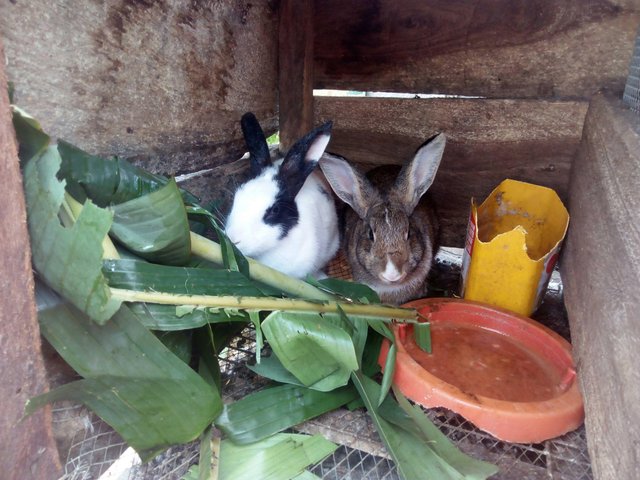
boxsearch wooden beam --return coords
[0,41,61,480]
[278,0,314,152]
[562,94,640,480]
[314,0,639,98]
[315,96,588,247]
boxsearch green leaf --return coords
[12,105,50,164]
[378,343,396,406]
[248,354,306,386]
[361,328,384,377]
[218,433,337,480]
[155,330,192,364]
[216,383,358,444]
[309,277,380,304]
[414,322,432,354]
[197,425,214,480]
[186,204,250,277]
[109,179,191,265]
[24,146,121,324]
[262,311,359,391]
[29,300,221,460]
[57,139,199,206]
[103,259,269,297]
[391,386,499,480]
[351,371,465,480]
[128,302,249,331]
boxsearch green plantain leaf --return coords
[378,343,397,406]
[57,139,199,206]
[24,146,121,324]
[247,354,305,386]
[216,383,358,444]
[103,258,268,297]
[391,386,499,479]
[28,299,221,460]
[128,302,249,331]
[109,179,191,265]
[308,277,380,304]
[155,330,192,364]
[12,105,50,165]
[218,433,337,480]
[262,311,359,391]
[351,372,498,480]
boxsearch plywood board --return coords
[315,96,588,246]
[0,0,279,176]
[314,0,639,99]
[562,94,640,480]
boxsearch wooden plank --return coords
[0,1,279,175]
[279,0,315,152]
[0,41,62,480]
[562,94,640,480]
[314,0,639,98]
[315,96,587,247]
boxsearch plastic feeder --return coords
[460,179,569,316]
[379,298,584,444]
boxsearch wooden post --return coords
[278,0,314,153]
[562,94,640,480]
[0,41,61,479]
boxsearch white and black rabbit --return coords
[224,113,339,278]
[319,133,446,304]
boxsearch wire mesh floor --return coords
[52,249,593,479]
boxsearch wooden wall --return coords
[563,94,640,480]
[314,0,640,98]
[0,41,61,480]
[296,0,639,247]
[0,0,279,176]
[315,96,587,246]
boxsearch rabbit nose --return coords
[379,259,406,283]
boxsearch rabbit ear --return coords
[320,153,380,219]
[278,121,333,198]
[241,112,272,177]
[394,133,446,213]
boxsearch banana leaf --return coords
[218,433,337,480]
[351,372,498,480]
[103,258,270,297]
[28,293,221,461]
[57,139,199,206]
[129,302,249,331]
[109,179,191,265]
[216,383,358,444]
[24,145,121,324]
[311,277,380,304]
[155,330,192,364]
[12,105,50,165]
[262,311,359,392]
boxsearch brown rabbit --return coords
[319,133,446,305]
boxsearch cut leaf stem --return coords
[109,288,417,321]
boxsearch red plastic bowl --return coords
[379,298,584,443]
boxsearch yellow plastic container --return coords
[460,179,569,316]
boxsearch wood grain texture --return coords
[562,94,640,480]
[0,0,279,176]
[0,42,61,480]
[278,0,315,152]
[315,96,587,246]
[314,0,640,98]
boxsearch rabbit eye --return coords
[368,226,375,242]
